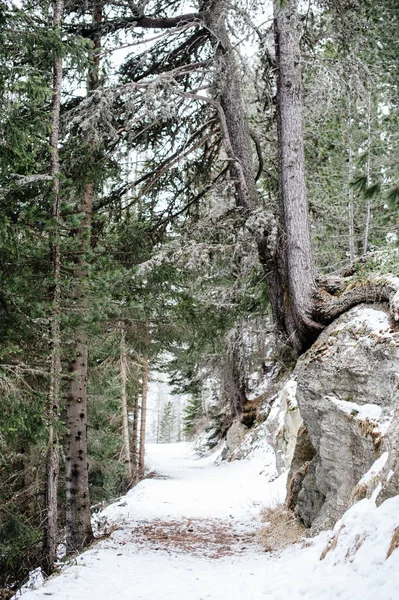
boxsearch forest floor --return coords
[15,443,399,600]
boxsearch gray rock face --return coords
[290,305,399,531]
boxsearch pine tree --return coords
[159,401,176,444]
[182,396,203,439]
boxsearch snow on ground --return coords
[15,443,399,600]
[98,442,286,525]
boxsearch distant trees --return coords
[159,401,176,444]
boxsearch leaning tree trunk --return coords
[42,0,63,574]
[65,1,102,553]
[203,0,317,353]
[202,0,258,213]
[272,0,318,354]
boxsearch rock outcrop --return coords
[288,305,399,531]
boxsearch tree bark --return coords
[120,328,132,482]
[42,0,63,574]
[202,0,258,213]
[65,0,102,553]
[347,91,356,263]
[362,91,372,256]
[226,326,247,416]
[138,356,149,479]
[65,334,93,552]
[272,0,318,354]
[138,325,149,479]
[131,380,140,480]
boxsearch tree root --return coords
[312,275,399,327]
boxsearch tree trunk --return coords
[362,91,372,256]
[346,90,356,263]
[226,326,247,416]
[348,176,356,262]
[131,380,140,480]
[156,385,161,444]
[202,0,258,213]
[65,0,102,553]
[202,0,317,354]
[65,334,93,552]
[120,328,132,482]
[272,0,317,354]
[42,0,63,574]
[138,352,149,480]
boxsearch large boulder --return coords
[289,304,399,531]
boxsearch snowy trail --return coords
[16,443,399,600]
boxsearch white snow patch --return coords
[285,378,298,410]
[327,397,394,438]
[358,453,389,486]
[350,306,391,334]
[328,396,382,421]
[98,443,286,526]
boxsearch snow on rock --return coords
[358,452,389,486]
[320,494,399,579]
[13,569,44,597]
[351,453,390,504]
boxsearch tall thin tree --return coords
[120,327,132,482]
[42,0,64,573]
[65,0,103,553]
[138,325,149,479]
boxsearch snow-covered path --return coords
[17,443,399,600]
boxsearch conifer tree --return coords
[42,0,64,574]
[65,0,104,554]
[182,396,203,439]
[159,401,176,444]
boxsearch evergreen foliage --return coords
[182,396,203,439]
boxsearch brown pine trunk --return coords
[65,335,93,552]
[42,0,63,574]
[65,1,102,553]
[120,328,132,482]
[65,179,95,552]
[346,91,356,263]
[131,380,140,481]
[138,346,149,480]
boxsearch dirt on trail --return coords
[115,517,261,559]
